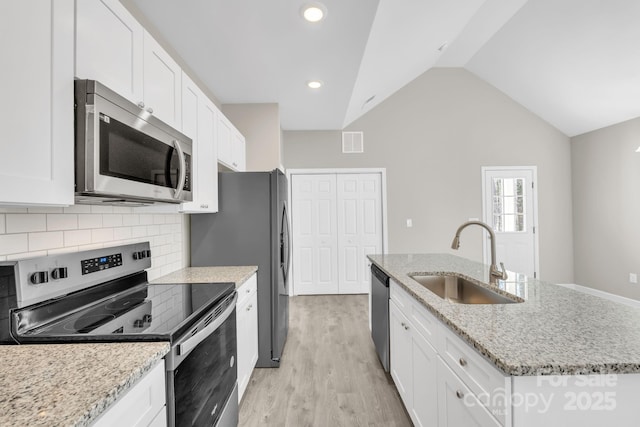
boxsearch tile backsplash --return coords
[0,205,188,281]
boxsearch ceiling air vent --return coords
[342,131,364,154]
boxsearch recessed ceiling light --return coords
[301,3,327,23]
[307,80,323,89]
[636,146,640,152]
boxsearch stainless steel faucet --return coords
[450,220,508,281]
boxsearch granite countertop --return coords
[369,253,640,376]
[0,342,169,427]
[150,266,257,289]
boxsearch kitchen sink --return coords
[409,274,521,304]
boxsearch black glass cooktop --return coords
[12,272,235,343]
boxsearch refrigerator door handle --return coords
[281,202,291,283]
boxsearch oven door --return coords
[80,88,192,203]
[166,292,238,427]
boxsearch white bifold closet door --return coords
[292,173,383,295]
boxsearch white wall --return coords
[0,205,187,281]
[571,117,640,299]
[284,68,575,283]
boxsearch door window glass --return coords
[492,178,525,232]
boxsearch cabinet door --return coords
[247,289,259,370]
[411,326,439,427]
[389,301,413,409]
[143,31,182,129]
[195,97,219,212]
[75,0,143,104]
[231,131,246,171]
[0,0,74,206]
[437,358,501,427]
[179,73,218,213]
[236,281,257,403]
[236,295,250,402]
[92,361,166,427]
[217,114,233,167]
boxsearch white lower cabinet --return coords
[389,279,508,427]
[389,300,438,427]
[92,361,166,427]
[236,273,258,403]
[437,357,501,427]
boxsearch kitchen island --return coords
[0,342,169,427]
[369,253,640,426]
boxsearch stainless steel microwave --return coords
[74,80,192,206]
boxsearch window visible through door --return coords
[482,167,539,278]
[492,177,526,233]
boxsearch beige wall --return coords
[284,68,574,283]
[571,117,640,298]
[222,103,282,172]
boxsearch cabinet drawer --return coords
[390,279,412,314]
[236,273,257,306]
[438,325,509,425]
[437,357,502,427]
[390,280,438,347]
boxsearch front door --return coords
[482,167,538,278]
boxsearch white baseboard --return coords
[556,283,640,309]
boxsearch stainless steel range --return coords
[0,242,238,427]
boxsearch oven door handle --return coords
[173,139,187,199]
[177,292,238,356]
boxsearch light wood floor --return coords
[238,295,412,427]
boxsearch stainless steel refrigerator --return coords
[190,169,290,368]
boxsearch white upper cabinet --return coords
[217,114,233,167]
[0,0,74,206]
[76,0,181,129]
[75,0,143,104]
[142,31,182,129]
[180,73,218,213]
[217,114,246,172]
[231,130,246,171]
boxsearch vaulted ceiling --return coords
[127,0,640,136]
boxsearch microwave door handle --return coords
[177,292,238,356]
[173,140,187,199]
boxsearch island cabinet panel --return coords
[511,374,640,427]
[438,323,508,425]
[388,279,509,427]
[0,0,74,206]
[92,361,166,427]
[390,298,438,426]
[437,358,502,427]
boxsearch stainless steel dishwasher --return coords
[371,264,390,372]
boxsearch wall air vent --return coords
[342,131,364,154]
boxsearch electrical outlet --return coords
[406,219,413,228]
[630,273,638,284]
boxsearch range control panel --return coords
[81,253,123,275]
[5,242,152,308]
